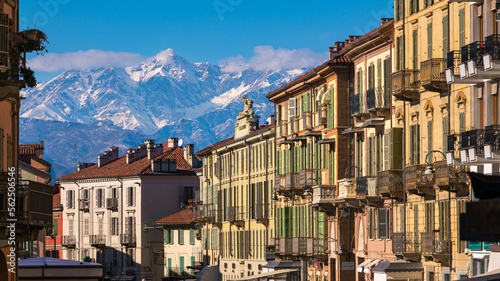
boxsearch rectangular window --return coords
[459,8,465,48]
[427,22,433,59]
[378,208,389,239]
[98,217,103,235]
[190,228,195,245]
[111,218,118,235]
[53,216,59,236]
[428,120,433,159]
[443,15,448,58]
[96,189,103,208]
[178,229,184,245]
[128,186,135,207]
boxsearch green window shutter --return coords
[164,229,169,244]
[170,228,174,244]
[459,9,465,48]
[416,124,420,164]
[443,16,448,58]
[190,229,195,245]
[168,258,172,274]
[179,229,184,245]
[390,128,403,169]
[191,256,196,274]
[180,256,184,274]
[318,212,326,238]
[428,121,433,159]
[443,116,448,151]
[459,112,465,133]
[399,0,404,20]
[292,207,297,237]
[427,22,433,59]
[413,29,418,69]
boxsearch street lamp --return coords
[423,150,447,182]
[302,178,319,197]
[344,165,361,188]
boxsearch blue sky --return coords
[22,0,394,82]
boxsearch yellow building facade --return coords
[195,97,276,281]
[390,0,472,280]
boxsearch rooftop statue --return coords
[238,95,254,117]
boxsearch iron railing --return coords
[355,176,377,197]
[485,125,500,151]
[227,206,245,222]
[421,231,451,255]
[393,232,420,254]
[61,235,76,247]
[299,169,321,187]
[485,34,500,60]
[377,170,403,197]
[446,51,461,75]
[255,203,269,220]
[285,173,300,189]
[279,238,293,255]
[434,160,469,188]
[89,235,106,247]
[404,164,434,191]
[120,233,136,246]
[312,185,336,205]
[461,41,484,66]
[351,95,360,115]
[366,88,376,109]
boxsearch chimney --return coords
[168,138,179,148]
[146,139,163,160]
[381,18,392,25]
[330,42,344,59]
[270,114,276,124]
[98,146,119,167]
[184,144,199,167]
[78,161,96,171]
[126,143,149,164]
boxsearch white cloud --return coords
[27,49,143,72]
[220,46,328,73]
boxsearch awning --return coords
[342,127,364,134]
[363,259,381,273]
[455,268,500,281]
[304,131,322,137]
[316,87,325,101]
[372,262,424,273]
[290,136,307,141]
[358,259,373,273]
[317,138,336,145]
[227,268,299,281]
[321,88,332,105]
[360,119,385,128]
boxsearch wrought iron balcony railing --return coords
[377,170,403,199]
[227,206,245,222]
[284,173,300,190]
[255,203,269,220]
[120,233,137,247]
[461,41,484,66]
[393,232,420,254]
[351,95,360,115]
[421,58,447,91]
[299,169,320,187]
[434,160,469,193]
[279,237,293,255]
[485,35,500,60]
[404,164,435,196]
[90,235,106,247]
[355,176,378,198]
[391,69,420,101]
[421,232,450,255]
[62,235,76,248]
[106,198,118,211]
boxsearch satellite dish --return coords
[178,139,184,147]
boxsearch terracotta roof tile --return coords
[341,19,394,54]
[155,208,194,225]
[20,143,42,156]
[58,147,196,181]
[53,193,61,208]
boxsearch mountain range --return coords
[20,49,307,179]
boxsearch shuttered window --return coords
[459,112,465,133]
[443,116,448,151]
[413,29,418,69]
[443,15,448,58]
[428,121,433,160]
[178,229,184,245]
[427,22,433,59]
[459,8,465,48]
[378,208,389,239]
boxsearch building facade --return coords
[45,191,63,259]
[195,97,276,281]
[156,206,202,280]
[387,0,472,280]
[58,139,200,281]
[340,19,397,281]
[266,46,354,281]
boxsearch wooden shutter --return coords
[413,29,418,69]
[179,229,184,245]
[180,256,184,274]
[190,229,195,245]
[378,208,388,239]
[460,112,465,133]
[428,22,433,59]
[164,229,169,244]
[416,124,421,164]
[443,16,448,58]
[443,116,448,151]
[391,128,403,169]
[459,8,465,47]
[428,121,433,158]
[368,209,372,239]
[289,98,296,120]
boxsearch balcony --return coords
[484,125,500,161]
[106,198,118,211]
[279,237,293,255]
[255,203,269,221]
[290,118,299,134]
[460,129,485,163]
[355,176,378,198]
[284,173,300,190]
[351,94,360,115]
[292,237,308,256]
[393,232,421,262]
[391,69,420,101]
[194,204,214,223]
[299,169,320,187]
[312,185,336,206]
[457,41,500,81]
[434,160,469,196]
[0,179,53,241]
[120,233,136,247]
[61,235,76,248]
[421,232,450,265]
[445,51,485,84]
[337,179,356,200]
[420,58,447,91]
[366,87,389,116]
[378,170,404,199]
[483,35,500,74]
[227,206,245,224]
[90,235,106,247]
[313,238,328,258]
[404,164,435,197]
[279,120,288,137]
